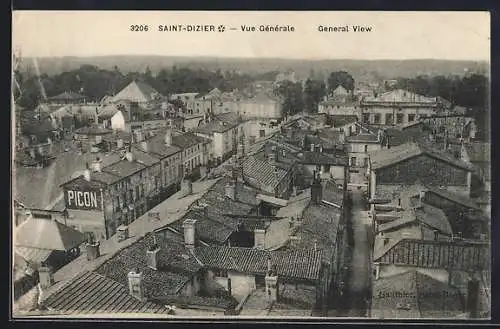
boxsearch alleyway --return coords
[340,189,372,318]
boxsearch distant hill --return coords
[19,56,489,82]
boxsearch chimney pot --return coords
[141,141,148,153]
[225,182,236,200]
[183,219,197,249]
[254,229,266,249]
[38,264,55,289]
[147,244,161,270]
[84,162,91,181]
[128,270,144,300]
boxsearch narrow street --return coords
[340,188,372,317]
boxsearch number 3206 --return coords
[130,25,149,32]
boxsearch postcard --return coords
[11,11,491,320]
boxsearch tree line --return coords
[13,65,254,110]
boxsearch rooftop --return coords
[74,125,113,136]
[242,156,288,191]
[464,142,491,163]
[193,245,323,282]
[15,217,86,251]
[369,142,474,171]
[48,91,86,101]
[362,89,440,105]
[112,80,162,103]
[372,270,464,319]
[346,133,379,143]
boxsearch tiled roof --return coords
[15,247,53,265]
[142,134,182,158]
[377,204,451,235]
[242,156,288,190]
[15,217,86,251]
[317,130,345,147]
[372,270,464,319]
[171,131,210,149]
[193,246,323,281]
[299,151,347,166]
[96,231,199,298]
[131,147,161,166]
[97,104,120,119]
[374,238,490,270]
[370,142,473,171]
[168,210,236,244]
[322,179,345,207]
[195,119,239,134]
[465,142,491,163]
[362,89,439,104]
[330,115,358,128]
[210,177,261,207]
[346,133,379,143]
[295,203,342,265]
[102,158,147,178]
[41,270,170,315]
[112,80,162,103]
[425,185,480,210]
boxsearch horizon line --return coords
[16,54,490,63]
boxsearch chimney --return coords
[225,181,236,200]
[29,148,36,159]
[183,219,197,249]
[319,145,323,153]
[165,129,173,146]
[125,144,134,162]
[227,278,232,295]
[268,152,277,163]
[254,229,266,249]
[127,269,144,300]
[419,191,426,201]
[237,143,245,158]
[310,143,315,152]
[146,236,161,270]
[140,140,148,153]
[265,258,279,303]
[83,162,91,181]
[91,157,102,172]
[117,138,124,149]
[85,239,101,261]
[38,263,55,289]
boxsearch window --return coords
[213,269,228,277]
[362,113,370,124]
[350,157,357,167]
[374,114,381,124]
[364,145,368,153]
[408,114,416,122]
[385,113,394,125]
[396,113,404,124]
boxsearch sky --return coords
[12,11,490,61]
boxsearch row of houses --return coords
[16,136,351,316]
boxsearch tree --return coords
[327,71,355,94]
[303,79,326,113]
[275,81,304,116]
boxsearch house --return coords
[98,105,127,131]
[73,125,113,152]
[371,270,465,319]
[241,155,295,200]
[60,147,162,239]
[47,91,87,105]
[360,89,447,126]
[327,115,359,136]
[110,80,163,106]
[346,131,382,168]
[318,99,360,117]
[194,113,244,165]
[238,93,282,119]
[299,151,348,186]
[170,130,211,180]
[15,215,86,275]
[368,142,475,201]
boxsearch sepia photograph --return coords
[11,11,491,320]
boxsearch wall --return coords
[318,104,360,117]
[160,152,182,192]
[360,106,436,125]
[213,132,225,160]
[110,111,126,131]
[184,116,204,131]
[378,264,450,284]
[265,218,291,250]
[228,272,257,301]
[65,208,106,240]
[375,154,469,188]
[348,142,381,167]
[240,100,281,119]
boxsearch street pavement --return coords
[340,189,372,318]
